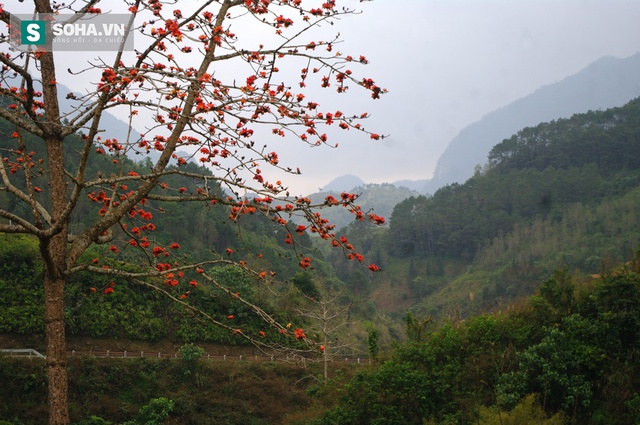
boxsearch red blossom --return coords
[299,257,312,269]
[294,328,306,340]
[369,214,386,225]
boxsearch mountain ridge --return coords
[317,53,640,195]
[422,51,640,194]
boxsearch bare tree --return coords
[296,287,354,383]
[0,1,385,424]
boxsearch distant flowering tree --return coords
[0,1,385,424]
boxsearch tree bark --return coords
[41,136,70,425]
[40,108,70,425]
[43,265,69,425]
[323,344,328,384]
[32,0,69,421]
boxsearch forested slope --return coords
[0,123,357,346]
[4,251,640,425]
[328,97,640,319]
[317,257,640,425]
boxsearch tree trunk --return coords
[42,162,70,425]
[41,209,70,425]
[36,10,69,415]
[43,268,69,425]
[41,132,70,425]
[323,345,328,384]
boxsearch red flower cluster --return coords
[294,328,306,340]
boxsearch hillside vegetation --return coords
[316,256,640,425]
[0,353,339,425]
[4,94,640,424]
[3,253,640,424]
[7,97,640,332]
[330,97,640,320]
[0,119,367,349]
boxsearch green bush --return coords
[177,343,205,381]
[122,397,174,425]
[74,415,112,425]
[178,343,205,363]
[478,394,565,425]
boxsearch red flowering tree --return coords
[0,1,385,424]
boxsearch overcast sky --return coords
[9,1,640,195]
[298,0,640,194]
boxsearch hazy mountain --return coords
[323,174,429,194]
[321,174,366,192]
[55,83,197,165]
[391,179,431,192]
[304,183,419,230]
[291,175,419,230]
[423,51,640,195]
[53,83,143,150]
